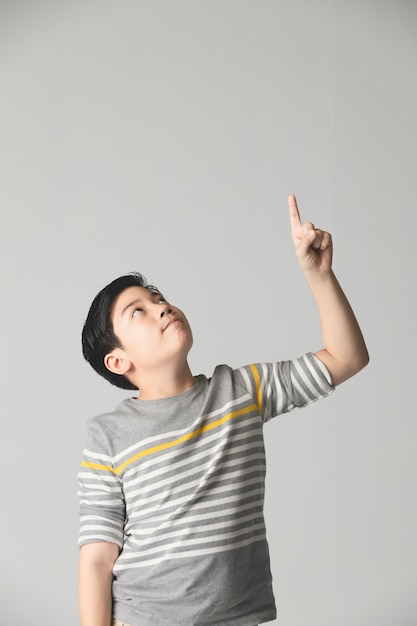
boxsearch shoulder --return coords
[84,398,136,448]
[87,397,132,427]
[208,363,255,398]
[209,363,246,389]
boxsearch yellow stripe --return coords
[81,404,257,475]
[249,364,263,415]
[80,461,116,474]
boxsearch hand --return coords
[288,194,333,275]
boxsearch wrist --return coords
[302,267,334,286]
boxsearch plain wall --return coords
[1,1,416,624]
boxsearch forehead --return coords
[111,286,157,319]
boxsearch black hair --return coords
[81,272,163,390]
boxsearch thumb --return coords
[296,224,315,264]
[295,228,317,271]
[296,225,315,257]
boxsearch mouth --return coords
[163,318,180,331]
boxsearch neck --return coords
[135,363,196,401]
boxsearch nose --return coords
[159,304,173,318]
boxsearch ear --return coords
[104,348,132,376]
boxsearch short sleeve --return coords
[78,419,126,548]
[233,352,334,422]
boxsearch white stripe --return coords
[261,364,268,394]
[78,472,119,483]
[117,522,266,560]
[128,510,264,546]
[79,533,123,545]
[272,363,285,414]
[113,534,266,570]
[112,396,247,464]
[125,464,264,514]
[132,494,262,536]
[121,412,257,484]
[309,354,332,387]
[129,480,264,522]
[123,418,241,486]
[80,515,121,528]
[293,360,319,398]
[130,498,265,536]
[263,363,273,415]
[79,498,123,507]
[126,468,263,532]
[291,362,314,402]
[83,449,112,463]
[80,524,123,537]
[78,484,121,493]
[78,490,119,497]
[127,454,265,517]
[124,425,262,497]
[238,367,253,396]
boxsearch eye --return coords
[132,307,143,318]
[158,296,167,304]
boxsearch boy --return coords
[78,195,369,626]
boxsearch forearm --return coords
[305,269,369,386]
[79,544,118,626]
[288,194,368,386]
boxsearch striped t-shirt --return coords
[78,353,334,626]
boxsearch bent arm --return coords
[79,541,120,626]
[288,194,369,386]
[306,270,369,386]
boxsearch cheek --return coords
[128,325,160,350]
[177,309,190,327]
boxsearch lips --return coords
[163,318,180,331]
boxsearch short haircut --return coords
[81,272,163,390]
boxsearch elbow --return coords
[315,345,369,387]
[358,345,370,373]
[345,347,370,381]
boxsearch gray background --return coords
[1,1,416,625]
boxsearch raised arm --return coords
[288,194,369,386]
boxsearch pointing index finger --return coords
[288,194,302,232]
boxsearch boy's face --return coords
[105,286,193,380]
